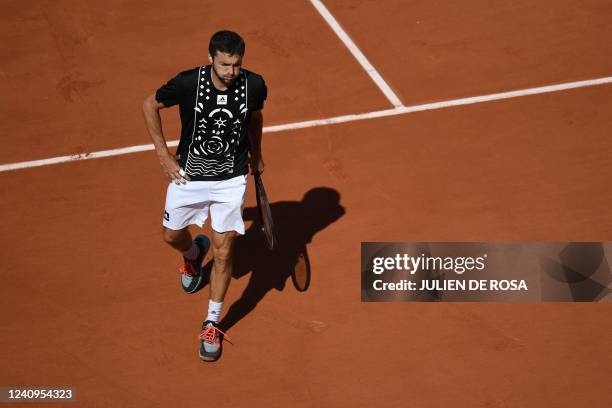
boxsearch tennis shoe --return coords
[199,320,229,362]
[179,234,209,293]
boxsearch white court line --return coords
[308,0,404,108]
[266,76,612,130]
[1,76,611,173]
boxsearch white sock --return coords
[206,300,223,323]
[182,242,200,261]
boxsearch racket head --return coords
[254,172,277,250]
[291,248,311,292]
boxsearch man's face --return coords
[210,51,243,87]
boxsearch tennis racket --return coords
[254,171,277,250]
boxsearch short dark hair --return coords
[208,31,245,58]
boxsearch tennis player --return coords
[142,30,267,361]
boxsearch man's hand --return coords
[159,151,190,184]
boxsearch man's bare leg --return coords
[209,230,237,303]
[199,230,237,361]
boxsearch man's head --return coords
[208,31,245,88]
[208,30,245,58]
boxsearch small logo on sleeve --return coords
[217,95,227,105]
[164,211,170,221]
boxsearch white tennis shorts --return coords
[162,174,248,234]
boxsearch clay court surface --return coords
[1,0,612,406]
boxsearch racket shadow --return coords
[219,187,345,332]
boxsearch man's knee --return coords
[212,231,237,263]
[213,246,233,263]
[162,227,185,245]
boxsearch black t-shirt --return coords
[155,65,267,181]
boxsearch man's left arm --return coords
[248,110,264,175]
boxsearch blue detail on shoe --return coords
[181,234,210,294]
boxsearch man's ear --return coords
[208,53,213,63]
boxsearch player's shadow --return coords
[200,187,345,332]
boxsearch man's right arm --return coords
[142,93,189,184]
